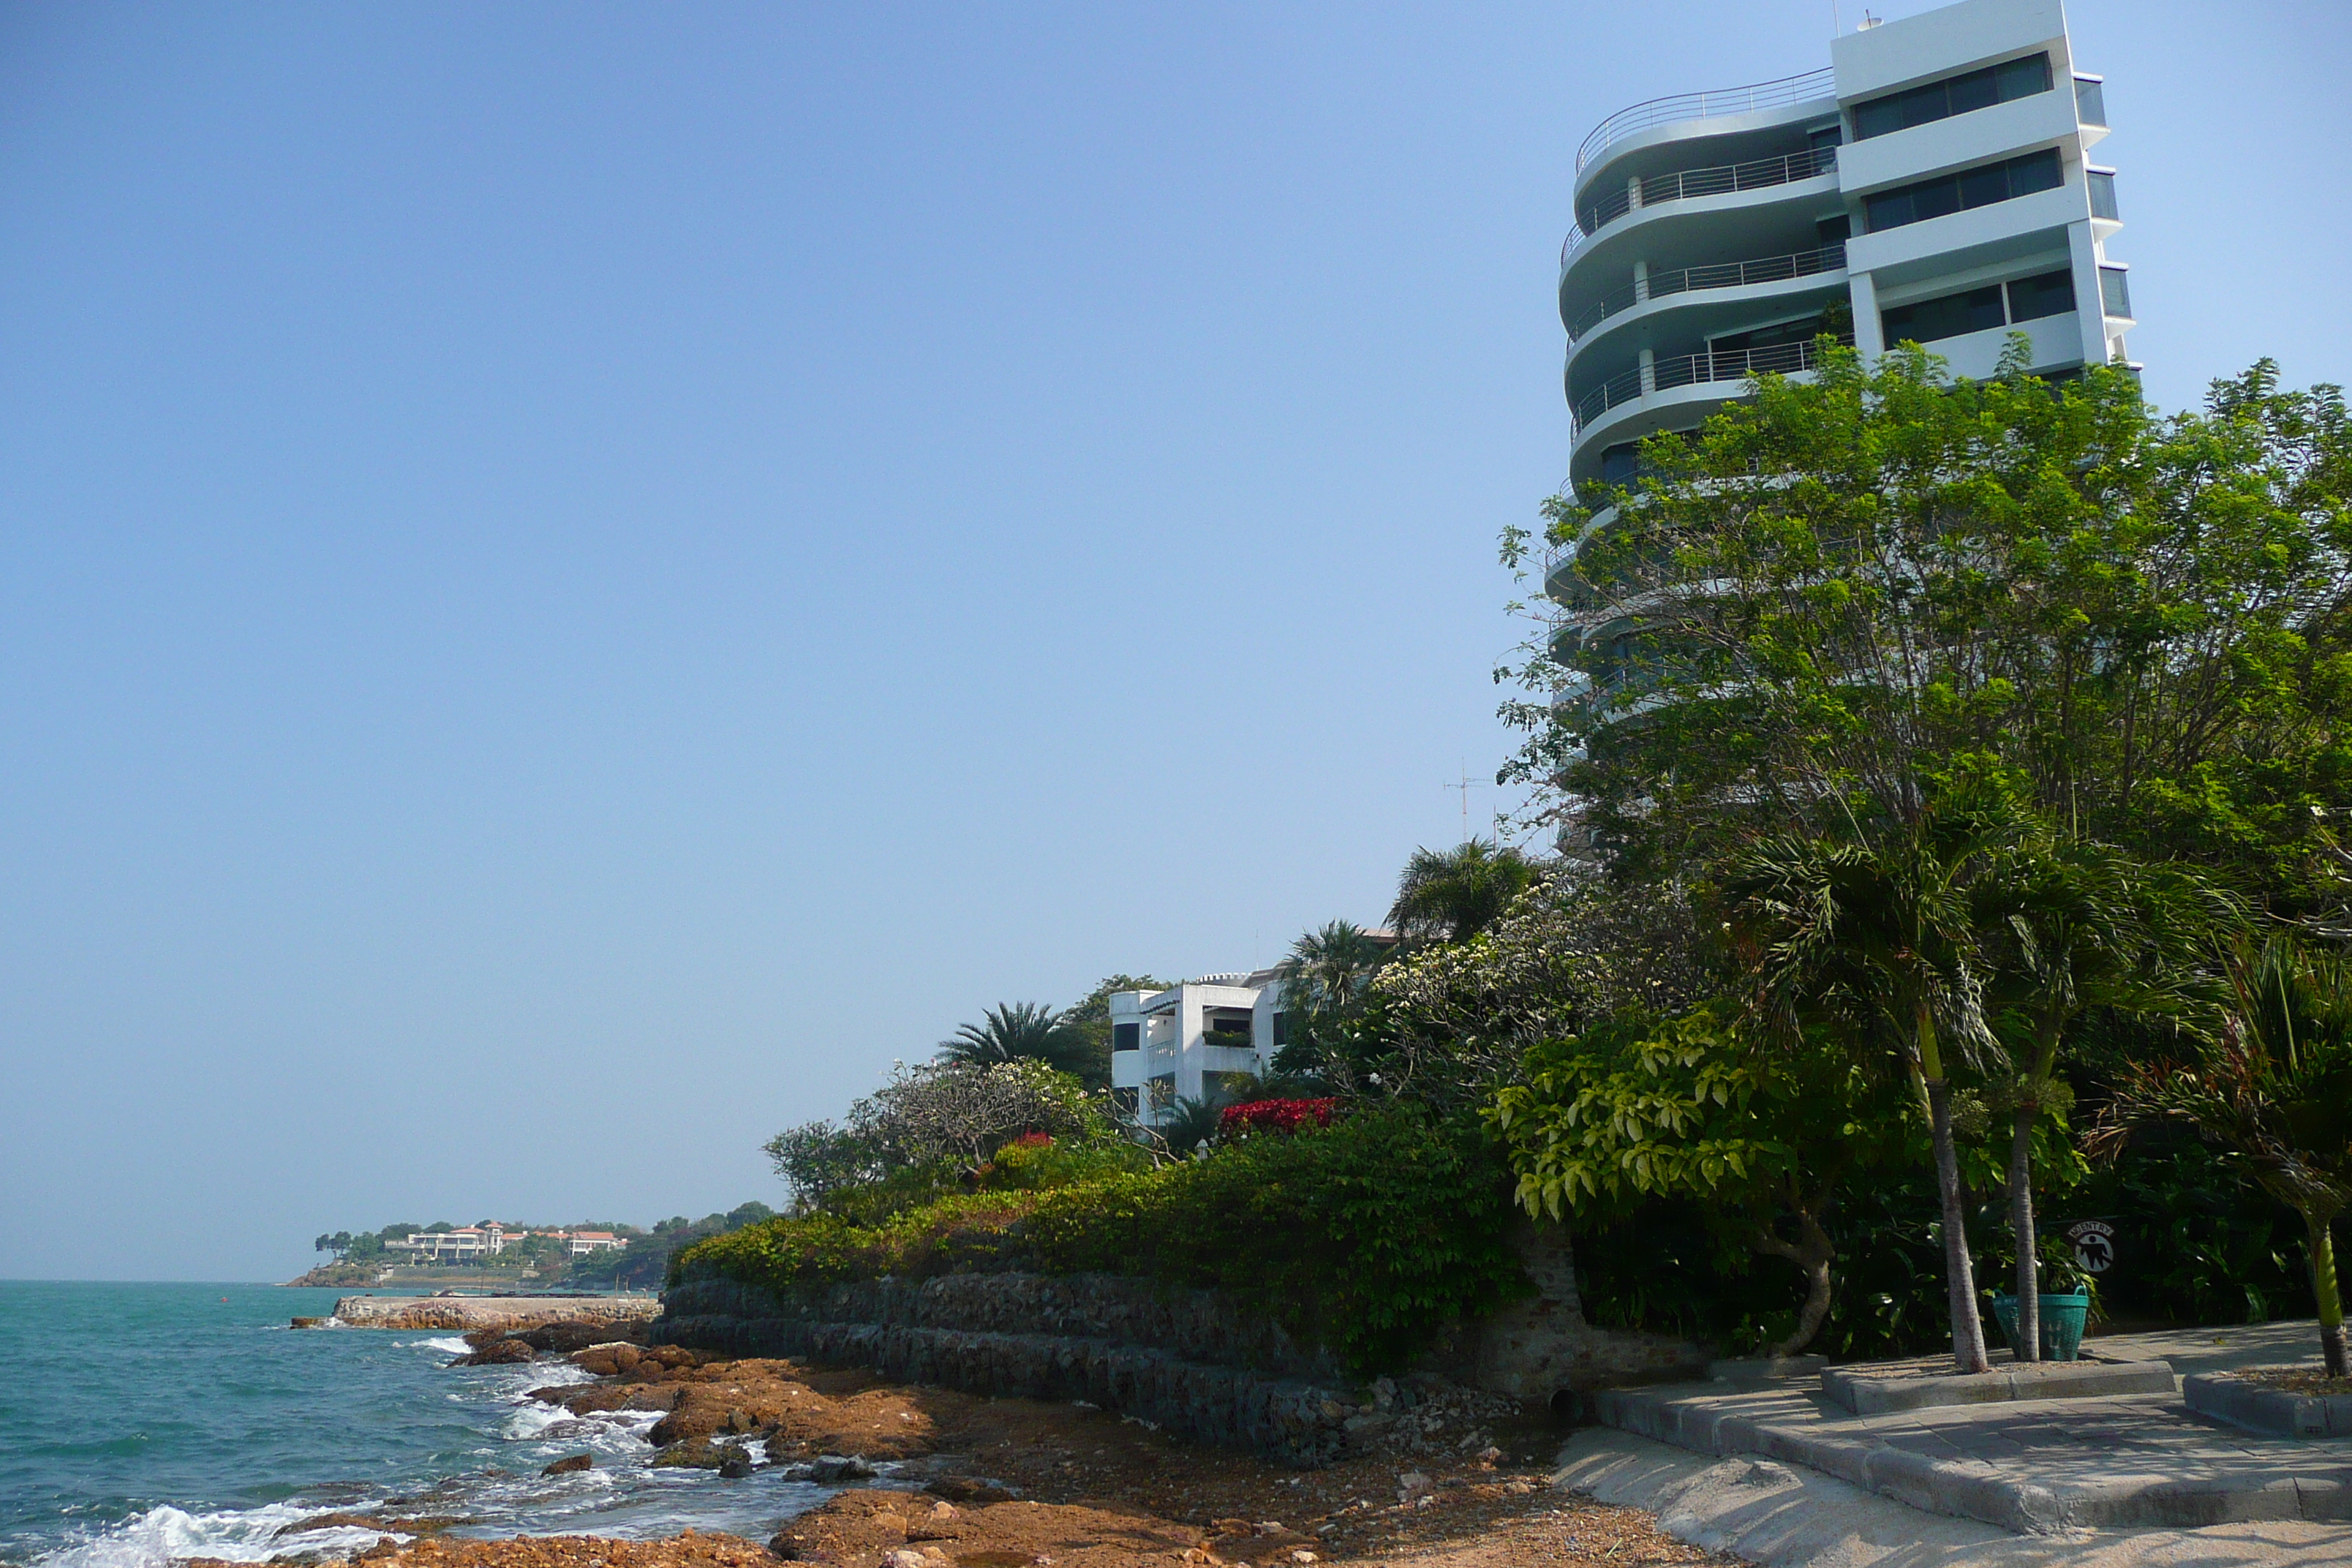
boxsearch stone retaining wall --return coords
[654,1235,1705,1463]
[655,1275,1356,1465]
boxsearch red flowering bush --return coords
[1009,1131,1055,1148]
[1218,1097,1338,1136]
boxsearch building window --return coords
[1270,1011,1291,1046]
[1146,1074,1176,1112]
[1851,53,2051,140]
[1863,148,2062,233]
[2087,170,2119,222]
[1882,284,2005,345]
[1112,1085,1139,1115]
[1881,268,2076,347]
[2005,268,2076,323]
[1112,1022,1139,1052]
[2074,77,2107,128]
[2099,266,2133,319]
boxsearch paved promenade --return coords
[1589,1322,2351,1534]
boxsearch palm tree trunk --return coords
[2008,1099,2039,1363]
[1925,1076,1991,1373]
[2307,1212,2348,1379]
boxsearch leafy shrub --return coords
[975,1134,1151,1191]
[676,1105,1528,1376]
[1218,1098,1338,1136]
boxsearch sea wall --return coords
[657,1274,1357,1464]
[654,1229,1704,1460]
[331,1294,662,1332]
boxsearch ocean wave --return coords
[31,1504,400,1568]
[420,1337,472,1355]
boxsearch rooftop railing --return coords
[1570,333,1853,437]
[1565,241,1846,343]
[1576,67,1839,173]
[1562,146,1837,263]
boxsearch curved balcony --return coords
[1577,67,1837,175]
[1561,146,1837,265]
[1566,242,1845,344]
[1570,333,1851,441]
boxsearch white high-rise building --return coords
[1554,0,2127,521]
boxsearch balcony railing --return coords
[1576,67,1839,173]
[1562,146,1837,263]
[1570,333,1853,437]
[1566,242,1846,343]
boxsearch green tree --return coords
[1723,802,2017,1373]
[1500,350,2352,900]
[1387,840,1542,945]
[1490,1002,1909,1355]
[1268,921,1393,1085]
[2095,937,2352,1376]
[939,1001,1097,1085]
[1977,842,2230,1358]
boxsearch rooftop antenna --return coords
[1444,761,1485,844]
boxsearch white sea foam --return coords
[421,1336,472,1355]
[32,1504,402,1568]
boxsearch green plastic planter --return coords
[1991,1291,2091,1361]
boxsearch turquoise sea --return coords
[0,1282,846,1568]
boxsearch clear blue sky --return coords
[2,1,2345,1281]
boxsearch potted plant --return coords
[1990,1239,2095,1361]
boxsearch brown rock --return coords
[924,1479,1015,1505]
[540,1455,594,1476]
[451,1338,538,1366]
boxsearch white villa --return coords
[1108,972,1290,1128]
[384,1224,627,1262]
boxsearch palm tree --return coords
[1387,840,1541,944]
[1155,1096,1226,1158]
[2095,938,2352,1377]
[938,1002,1097,1085]
[1978,845,2226,1360]
[1277,921,1390,1016]
[1724,804,2016,1374]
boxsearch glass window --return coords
[2006,269,2077,322]
[2100,267,2133,318]
[1865,149,2065,233]
[1996,53,2053,101]
[2087,170,2119,221]
[2074,77,2107,127]
[1599,443,1640,486]
[2009,148,2063,195]
[1851,53,2051,140]
[1882,284,2005,345]
[1113,1022,1139,1052]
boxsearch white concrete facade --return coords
[1107,972,1289,1128]
[1554,0,2128,514]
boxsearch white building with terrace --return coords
[1107,973,1289,1129]
[1548,0,2129,737]
[1556,0,2125,507]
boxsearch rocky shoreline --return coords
[230,1316,1737,1568]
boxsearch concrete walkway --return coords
[1588,1322,2351,1535]
[1556,1426,2352,1568]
